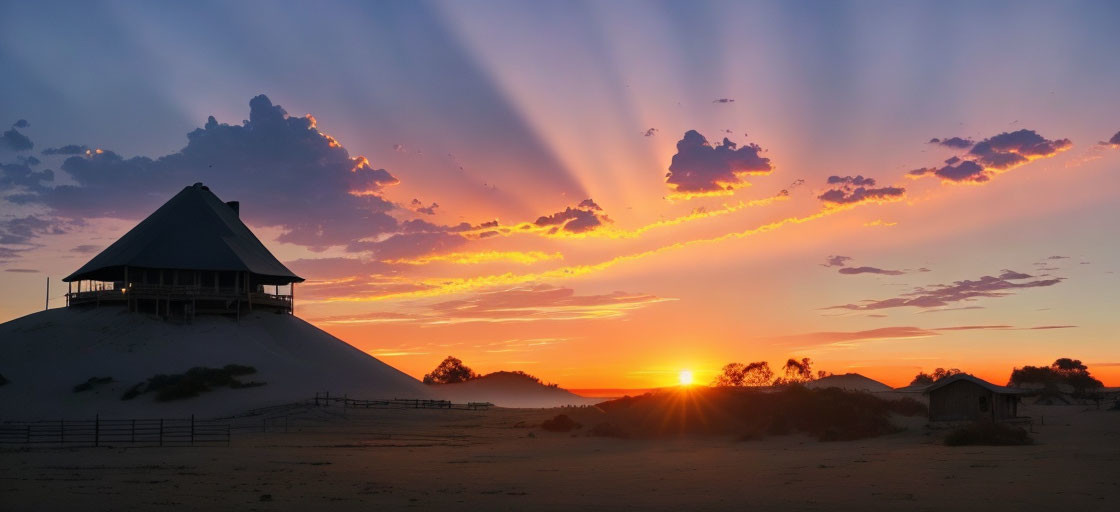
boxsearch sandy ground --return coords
[1,404,1117,511]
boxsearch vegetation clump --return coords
[909,368,963,386]
[0,373,8,386]
[1008,358,1103,396]
[422,356,478,384]
[73,376,114,393]
[121,364,263,401]
[944,422,1033,446]
[541,414,582,432]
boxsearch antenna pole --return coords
[45,277,50,310]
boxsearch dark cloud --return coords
[665,130,772,195]
[913,129,1071,184]
[534,199,610,234]
[424,284,670,323]
[928,137,975,149]
[1,129,33,152]
[826,270,1062,311]
[12,120,29,129]
[4,268,38,273]
[41,144,90,156]
[4,95,405,252]
[818,175,905,206]
[1,161,54,189]
[410,199,439,216]
[998,269,1032,280]
[838,266,905,276]
[643,128,657,137]
[1107,131,1120,147]
[944,156,960,165]
[712,98,735,103]
[0,215,66,246]
[822,255,852,267]
[1047,255,1068,260]
[70,244,100,254]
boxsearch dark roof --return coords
[923,374,1028,395]
[64,183,303,285]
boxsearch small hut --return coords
[924,374,1027,423]
[64,183,303,319]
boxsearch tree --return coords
[910,367,963,386]
[1008,358,1102,394]
[422,356,478,384]
[712,361,774,387]
[781,357,814,383]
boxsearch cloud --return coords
[70,244,100,254]
[1,129,33,152]
[3,94,408,252]
[827,270,1062,311]
[1,161,54,189]
[712,98,735,103]
[911,129,1071,184]
[312,284,673,325]
[533,199,610,234]
[409,199,439,216]
[838,266,905,276]
[822,255,852,267]
[1047,255,1068,260]
[643,128,657,137]
[12,120,29,129]
[998,269,1032,280]
[773,326,939,348]
[1104,130,1120,148]
[4,268,38,273]
[817,175,905,206]
[40,145,90,155]
[0,215,66,246]
[928,137,975,149]
[665,130,772,196]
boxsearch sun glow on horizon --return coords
[678,370,694,386]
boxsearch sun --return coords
[678,370,694,386]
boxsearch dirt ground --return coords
[1,404,1117,511]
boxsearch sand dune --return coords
[428,371,602,408]
[0,307,430,420]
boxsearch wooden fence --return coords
[0,415,230,447]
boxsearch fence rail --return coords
[0,415,229,447]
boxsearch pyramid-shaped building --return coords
[65,183,303,319]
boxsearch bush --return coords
[944,422,1033,446]
[73,376,114,393]
[120,364,263,401]
[541,414,582,432]
[0,373,8,386]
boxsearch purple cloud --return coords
[665,130,772,195]
[929,137,975,149]
[838,266,905,276]
[818,175,905,206]
[827,270,1062,311]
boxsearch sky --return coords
[2,0,1119,389]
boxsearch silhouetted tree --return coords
[713,363,747,387]
[910,367,963,386]
[781,357,814,383]
[1009,358,1102,394]
[713,361,774,387]
[422,356,478,384]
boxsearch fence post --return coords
[191,415,195,446]
[95,414,100,448]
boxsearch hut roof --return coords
[64,183,303,285]
[923,374,1028,395]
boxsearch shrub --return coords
[422,356,477,384]
[73,376,114,393]
[120,364,263,401]
[0,373,8,386]
[540,414,582,432]
[944,422,1033,446]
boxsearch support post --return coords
[45,277,49,310]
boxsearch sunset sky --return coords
[2,0,1119,388]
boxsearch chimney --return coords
[226,201,240,217]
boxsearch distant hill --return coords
[428,371,602,408]
[0,308,430,420]
[804,373,893,393]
